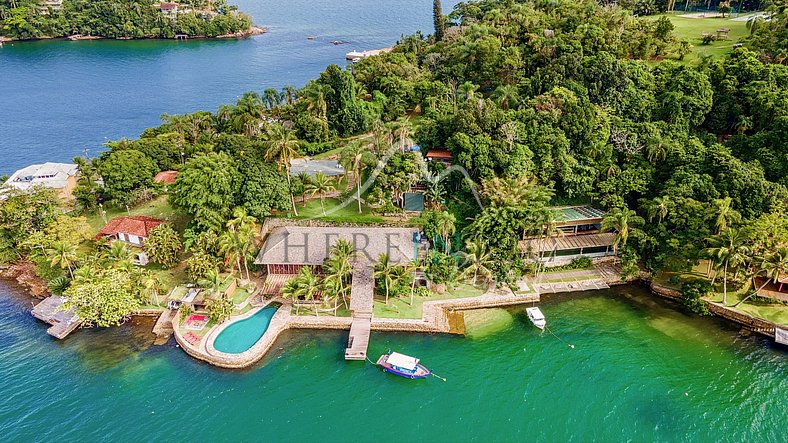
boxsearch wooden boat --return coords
[526,307,546,330]
[376,352,431,379]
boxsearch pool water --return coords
[212,304,280,354]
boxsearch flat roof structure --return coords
[551,205,606,226]
[255,226,419,266]
[520,232,616,254]
[289,159,344,177]
[4,162,79,192]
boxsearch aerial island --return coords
[1,0,787,368]
[0,0,261,41]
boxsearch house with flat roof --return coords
[519,205,615,263]
[289,158,344,178]
[255,226,421,275]
[96,216,165,265]
[3,162,80,200]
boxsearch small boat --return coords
[526,307,546,330]
[377,351,431,379]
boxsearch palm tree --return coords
[140,271,162,305]
[104,241,136,267]
[282,85,297,105]
[601,206,643,255]
[227,206,257,233]
[492,84,520,110]
[436,211,457,253]
[735,247,788,307]
[704,228,749,305]
[643,196,670,223]
[263,88,282,109]
[199,269,225,299]
[459,241,494,286]
[374,253,397,304]
[263,123,301,216]
[283,267,322,316]
[218,230,243,277]
[424,175,446,209]
[713,197,734,235]
[232,92,265,136]
[305,172,336,216]
[302,82,330,120]
[340,142,373,213]
[48,241,78,279]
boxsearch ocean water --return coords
[0,283,785,442]
[0,0,458,175]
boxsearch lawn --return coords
[287,197,385,224]
[373,283,486,319]
[85,195,188,234]
[651,13,749,64]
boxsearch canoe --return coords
[376,352,431,379]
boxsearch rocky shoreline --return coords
[0,262,50,299]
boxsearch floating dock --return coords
[345,47,392,60]
[31,296,80,339]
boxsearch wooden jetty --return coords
[152,309,177,345]
[345,47,392,60]
[31,296,80,339]
[345,266,374,360]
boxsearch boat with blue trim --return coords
[376,351,431,379]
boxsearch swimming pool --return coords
[213,304,281,354]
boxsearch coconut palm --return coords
[285,267,322,316]
[104,241,136,267]
[140,271,162,305]
[704,228,750,305]
[340,142,373,213]
[47,241,78,279]
[263,123,301,215]
[436,211,456,253]
[218,230,244,277]
[643,196,670,223]
[459,240,494,286]
[302,82,330,120]
[305,172,336,216]
[198,269,225,299]
[601,206,643,254]
[374,253,397,304]
[296,171,312,203]
[735,247,788,307]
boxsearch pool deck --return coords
[174,288,541,369]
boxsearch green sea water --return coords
[0,283,785,442]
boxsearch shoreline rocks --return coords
[0,261,50,299]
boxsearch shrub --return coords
[48,276,71,295]
[701,34,716,45]
[207,296,234,323]
[680,280,711,315]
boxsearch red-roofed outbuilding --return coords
[96,216,165,247]
[154,170,178,185]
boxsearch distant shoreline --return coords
[0,25,266,44]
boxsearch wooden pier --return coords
[31,296,80,339]
[345,266,374,360]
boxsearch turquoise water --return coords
[0,0,460,174]
[0,282,785,441]
[213,304,280,353]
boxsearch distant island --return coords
[0,0,262,41]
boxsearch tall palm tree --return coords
[436,211,456,253]
[643,196,670,223]
[199,269,225,299]
[282,85,297,105]
[704,228,749,305]
[340,142,373,213]
[305,172,336,216]
[263,123,301,216]
[492,84,520,110]
[302,82,330,120]
[459,241,494,286]
[232,92,265,136]
[601,206,643,255]
[104,241,136,267]
[284,267,322,316]
[140,271,162,305]
[218,230,244,277]
[374,253,397,304]
[735,247,788,307]
[713,197,734,235]
[48,241,78,279]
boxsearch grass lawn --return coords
[373,283,486,319]
[653,13,749,64]
[145,263,188,294]
[287,197,385,224]
[85,195,188,234]
[653,260,711,289]
[707,291,788,326]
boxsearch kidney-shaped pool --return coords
[213,303,281,354]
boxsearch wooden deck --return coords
[31,296,80,339]
[345,266,374,360]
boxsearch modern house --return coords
[39,0,63,14]
[3,162,80,200]
[96,216,165,265]
[519,205,616,264]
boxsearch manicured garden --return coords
[373,283,486,319]
[656,13,749,63]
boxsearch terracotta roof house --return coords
[3,162,80,200]
[154,170,178,185]
[96,216,165,265]
[159,2,179,16]
[425,148,453,165]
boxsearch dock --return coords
[152,309,177,344]
[345,47,392,60]
[31,296,80,339]
[345,266,374,360]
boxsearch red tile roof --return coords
[96,216,165,240]
[154,170,178,185]
[425,148,453,160]
[160,2,178,10]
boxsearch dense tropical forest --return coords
[0,0,252,40]
[3,0,788,324]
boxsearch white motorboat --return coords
[526,307,546,330]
